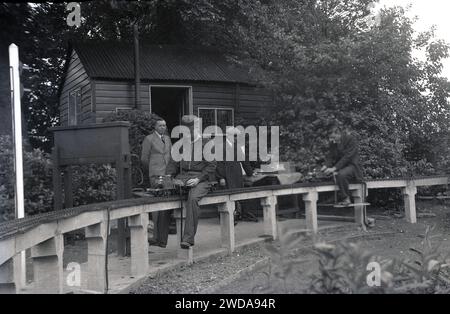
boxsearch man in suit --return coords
[141,118,172,248]
[167,114,216,249]
[322,125,363,206]
[216,126,255,222]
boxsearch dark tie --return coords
[161,135,165,144]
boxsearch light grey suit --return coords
[140,131,172,245]
[141,131,172,178]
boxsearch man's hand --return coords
[186,177,200,187]
[173,178,184,187]
[219,179,226,186]
[324,167,337,175]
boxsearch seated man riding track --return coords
[322,124,363,206]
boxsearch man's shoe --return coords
[148,239,166,248]
[180,241,193,249]
[336,199,352,207]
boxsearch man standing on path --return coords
[141,117,172,248]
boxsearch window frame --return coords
[197,107,234,136]
[68,88,82,126]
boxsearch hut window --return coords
[198,107,234,134]
[68,89,81,126]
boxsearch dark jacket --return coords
[216,138,253,189]
[167,137,216,182]
[326,131,363,181]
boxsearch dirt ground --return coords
[131,200,450,294]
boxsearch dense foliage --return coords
[0,136,53,222]
[0,135,118,221]
[232,2,450,179]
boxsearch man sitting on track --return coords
[167,115,216,249]
[322,123,363,206]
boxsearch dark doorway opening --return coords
[150,87,190,135]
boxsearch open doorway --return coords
[149,86,192,134]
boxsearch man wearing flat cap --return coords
[167,114,216,249]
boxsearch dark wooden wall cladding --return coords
[51,122,131,165]
[59,43,275,127]
[59,50,92,126]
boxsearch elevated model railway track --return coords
[0,174,448,293]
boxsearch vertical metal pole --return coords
[333,173,337,204]
[9,43,26,288]
[133,23,140,109]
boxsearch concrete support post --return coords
[128,213,149,276]
[260,196,278,240]
[218,201,235,254]
[303,191,318,233]
[85,222,108,293]
[402,184,418,224]
[0,259,16,294]
[30,235,64,294]
[351,186,366,230]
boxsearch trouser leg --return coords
[155,210,171,245]
[336,165,356,200]
[152,212,159,239]
[183,182,210,244]
[235,202,242,220]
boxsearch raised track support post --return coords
[85,222,108,293]
[218,201,235,254]
[402,183,417,224]
[260,196,278,240]
[352,187,366,231]
[31,235,64,294]
[303,191,318,234]
[0,259,16,294]
[128,213,149,276]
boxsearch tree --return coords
[214,1,450,178]
[2,1,449,180]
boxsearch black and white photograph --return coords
[1,0,450,302]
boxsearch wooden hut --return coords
[59,41,274,131]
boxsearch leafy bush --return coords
[71,164,117,207]
[308,227,450,293]
[0,135,119,222]
[0,135,53,222]
[257,226,450,294]
[309,242,391,294]
[251,5,450,206]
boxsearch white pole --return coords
[9,43,26,289]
